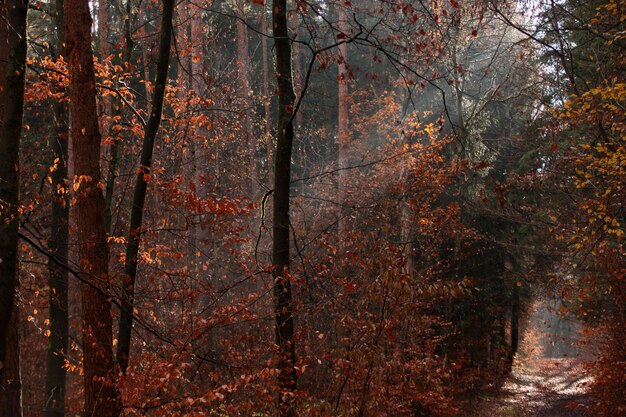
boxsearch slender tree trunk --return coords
[116,0,175,374]
[98,0,111,151]
[510,284,520,361]
[45,1,70,415]
[97,0,114,232]
[272,1,297,415]
[0,0,6,126]
[337,3,349,234]
[261,5,272,165]
[97,0,109,56]
[189,0,204,245]
[103,125,119,234]
[140,5,151,99]
[177,0,194,271]
[64,0,120,414]
[0,0,27,372]
[236,0,257,196]
[292,23,302,128]
[0,307,22,417]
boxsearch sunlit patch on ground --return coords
[471,299,593,417]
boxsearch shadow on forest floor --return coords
[470,358,591,416]
[469,299,593,417]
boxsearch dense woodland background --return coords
[0,0,624,416]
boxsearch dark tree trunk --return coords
[261,5,271,165]
[64,0,120,414]
[510,284,520,361]
[45,2,70,416]
[116,0,174,374]
[337,2,349,234]
[272,1,298,416]
[0,307,22,417]
[0,0,27,373]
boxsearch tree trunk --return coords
[139,5,152,99]
[0,0,27,372]
[272,1,297,416]
[98,0,112,166]
[45,1,70,415]
[292,23,302,128]
[64,0,120,414]
[0,307,22,417]
[261,5,272,165]
[337,3,349,234]
[236,0,257,197]
[117,0,175,374]
[97,0,109,56]
[190,2,202,96]
[189,0,205,246]
[510,284,520,362]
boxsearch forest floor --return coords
[472,357,592,417]
[470,299,594,417]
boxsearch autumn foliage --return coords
[1,0,624,417]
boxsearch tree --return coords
[236,0,257,196]
[0,0,27,376]
[543,1,625,413]
[0,1,27,415]
[117,0,175,374]
[261,2,272,164]
[272,0,298,415]
[45,0,70,415]
[63,0,120,413]
[337,0,349,234]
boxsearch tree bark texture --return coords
[117,0,174,374]
[45,1,70,415]
[272,1,297,416]
[0,0,27,373]
[63,0,120,414]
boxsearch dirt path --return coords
[472,299,593,417]
[475,358,591,417]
